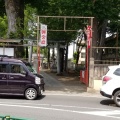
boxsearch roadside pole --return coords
[37,16,40,73]
[37,16,48,73]
[28,40,33,63]
[88,18,94,88]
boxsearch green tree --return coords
[0,0,6,16]
[91,0,120,62]
[0,15,7,38]
[4,0,24,58]
[32,0,120,62]
[0,0,119,62]
[24,4,37,39]
[5,0,24,38]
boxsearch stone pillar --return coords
[32,56,38,72]
[56,43,61,74]
[89,57,94,88]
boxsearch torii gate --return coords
[36,15,94,87]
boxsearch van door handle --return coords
[9,76,14,79]
[2,77,6,80]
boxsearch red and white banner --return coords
[39,24,47,47]
[87,26,92,49]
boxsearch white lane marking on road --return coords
[0,102,113,111]
[0,103,119,119]
[52,104,112,111]
[84,110,120,115]
[82,110,120,119]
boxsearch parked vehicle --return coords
[0,57,44,100]
[23,61,45,93]
[100,64,120,107]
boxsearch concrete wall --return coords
[93,80,102,90]
[88,58,113,90]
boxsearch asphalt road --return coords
[0,94,119,120]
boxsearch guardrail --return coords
[0,115,29,120]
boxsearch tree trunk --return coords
[92,18,108,63]
[26,46,28,58]
[92,18,99,59]
[96,20,108,63]
[5,0,25,58]
[60,48,64,72]
[76,45,80,65]
[64,43,68,72]
[47,47,50,69]
[5,0,24,37]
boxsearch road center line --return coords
[0,102,113,111]
[0,103,119,119]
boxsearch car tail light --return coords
[103,76,112,84]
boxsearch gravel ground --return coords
[41,69,88,94]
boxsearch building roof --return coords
[0,39,21,43]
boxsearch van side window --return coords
[10,64,26,74]
[11,64,20,73]
[0,64,7,73]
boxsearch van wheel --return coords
[25,88,37,100]
[113,90,120,107]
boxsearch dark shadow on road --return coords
[100,99,117,107]
[0,95,46,100]
[36,95,46,100]
[0,95,25,100]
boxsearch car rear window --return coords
[113,68,120,76]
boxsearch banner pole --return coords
[37,16,40,73]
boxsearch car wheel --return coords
[25,88,37,100]
[113,90,120,107]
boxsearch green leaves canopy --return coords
[26,0,120,43]
[0,0,119,42]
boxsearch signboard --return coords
[39,24,47,47]
[0,48,14,56]
[87,26,92,49]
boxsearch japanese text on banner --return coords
[87,26,92,49]
[39,24,47,47]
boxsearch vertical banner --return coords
[39,24,47,47]
[87,26,92,49]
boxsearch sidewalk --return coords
[41,69,99,95]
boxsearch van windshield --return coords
[23,62,37,74]
[27,65,37,74]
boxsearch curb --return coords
[44,90,102,98]
[87,87,99,94]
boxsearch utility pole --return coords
[28,41,33,63]
[116,28,118,64]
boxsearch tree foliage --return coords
[27,0,120,45]
[24,4,37,39]
[0,0,119,41]
[0,0,5,16]
[0,15,7,38]
[0,0,120,61]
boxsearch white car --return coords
[100,64,120,107]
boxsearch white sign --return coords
[39,24,47,47]
[0,48,14,56]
